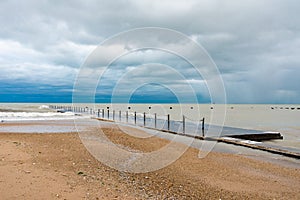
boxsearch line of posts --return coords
[98,109,205,136]
[49,105,205,137]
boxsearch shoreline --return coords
[0,121,300,199]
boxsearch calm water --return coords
[0,103,299,168]
[0,103,299,148]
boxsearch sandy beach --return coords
[2,0,300,199]
[0,121,300,199]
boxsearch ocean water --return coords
[68,103,300,133]
[0,103,89,121]
[0,103,299,147]
[0,103,91,133]
[73,103,300,151]
[1,103,299,168]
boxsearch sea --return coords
[0,103,299,167]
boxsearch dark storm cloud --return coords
[0,0,299,103]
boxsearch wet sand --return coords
[0,123,300,199]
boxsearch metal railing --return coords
[49,105,205,137]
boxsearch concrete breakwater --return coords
[49,104,299,159]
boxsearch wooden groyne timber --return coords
[227,132,283,141]
[218,137,300,159]
[96,118,300,159]
[49,105,299,160]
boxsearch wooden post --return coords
[134,112,137,125]
[113,110,115,120]
[143,112,146,127]
[119,110,121,121]
[102,109,104,118]
[126,111,128,123]
[202,117,205,137]
[183,115,185,134]
[167,114,170,131]
[154,113,157,129]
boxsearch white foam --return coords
[38,105,49,109]
[0,111,90,121]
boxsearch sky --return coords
[0,0,299,104]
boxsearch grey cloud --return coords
[0,0,299,103]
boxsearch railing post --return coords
[143,112,146,127]
[202,117,205,137]
[126,111,128,123]
[154,113,157,129]
[119,110,121,121]
[134,111,137,125]
[98,109,100,117]
[107,109,109,119]
[113,110,115,120]
[102,109,104,118]
[167,114,170,131]
[183,115,185,134]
